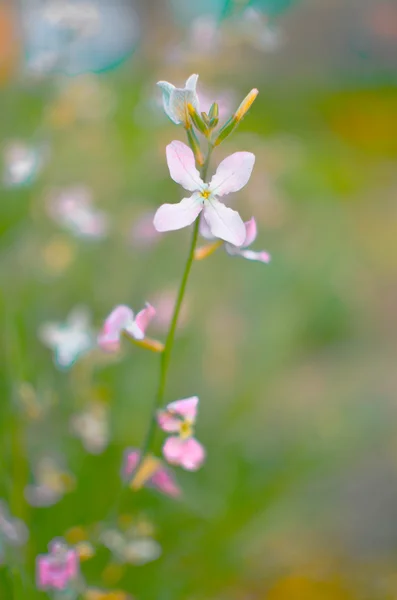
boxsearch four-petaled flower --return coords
[37,538,79,591]
[39,306,94,369]
[157,396,205,471]
[157,74,199,125]
[153,141,255,246]
[98,304,156,353]
[198,216,271,263]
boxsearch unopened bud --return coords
[234,88,258,122]
[201,112,210,126]
[208,102,219,121]
[186,127,204,166]
[188,103,208,136]
[194,241,223,261]
[214,88,259,146]
[132,337,164,353]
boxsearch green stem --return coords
[106,144,213,520]
[138,144,213,460]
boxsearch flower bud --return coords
[186,127,204,166]
[194,241,223,261]
[214,89,259,146]
[187,103,208,136]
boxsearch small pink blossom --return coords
[123,449,181,498]
[130,211,161,249]
[47,185,108,239]
[153,141,255,246]
[157,397,205,471]
[36,538,79,591]
[200,216,271,263]
[98,304,155,353]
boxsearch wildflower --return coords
[196,217,271,263]
[25,457,75,507]
[36,538,79,591]
[122,448,181,498]
[98,304,157,353]
[47,185,108,240]
[153,141,255,246]
[0,501,28,563]
[3,141,45,187]
[157,74,199,125]
[158,396,205,471]
[39,306,94,369]
[70,402,109,454]
[101,517,161,567]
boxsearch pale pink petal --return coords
[123,449,140,479]
[203,199,246,246]
[37,558,50,588]
[225,243,271,263]
[166,396,198,422]
[209,152,255,196]
[179,437,206,471]
[65,551,78,578]
[150,467,182,498]
[157,410,181,433]
[98,305,134,351]
[153,194,203,232]
[162,436,185,466]
[134,303,156,337]
[166,141,204,192]
[199,216,215,240]
[242,217,257,247]
[239,249,271,263]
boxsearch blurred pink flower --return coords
[158,397,205,471]
[123,448,181,498]
[47,185,108,239]
[149,288,189,334]
[98,304,155,353]
[37,538,79,591]
[199,216,271,263]
[153,141,255,246]
[129,211,161,249]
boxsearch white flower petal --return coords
[209,152,255,196]
[203,198,246,246]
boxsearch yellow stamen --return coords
[201,190,211,199]
[179,421,193,440]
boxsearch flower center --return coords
[200,190,211,200]
[179,421,193,440]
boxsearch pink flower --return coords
[153,141,255,246]
[157,397,205,471]
[123,449,181,498]
[98,304,155,352]
[36,538,79,591]
[199,216,271,263]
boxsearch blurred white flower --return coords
[39,306,94,369]
[70,402,109,454]
[3,141,46,187]
[47,186,109,240]
[238,8,284,52]
[0,501,29,563]
[101,520,161,566]
[43,0,101,37]
[24,457,75,507]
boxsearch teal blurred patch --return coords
[22,0,139,76]
[169,0,231,23]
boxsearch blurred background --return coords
[1,0,397,598]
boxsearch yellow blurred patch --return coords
[102,562,125,586]
[267,574,355,600]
